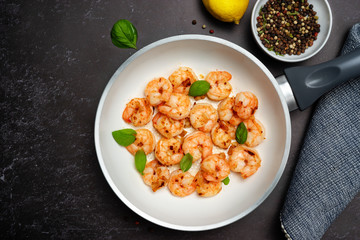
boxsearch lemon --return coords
[202,0,249,24]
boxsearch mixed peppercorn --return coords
[192,19,215,34]
[256,0,320,56]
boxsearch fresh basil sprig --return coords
[235,122,248,144]
[112,129,137,146]
[180,153,193,172]
[189,80,210,97]
[222,176,230,185]
[135,149,146,175]
[110,19,138,49]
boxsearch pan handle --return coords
[284,48,360,111]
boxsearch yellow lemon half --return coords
[203,0,249,24]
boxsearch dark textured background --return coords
[1,0,359,239]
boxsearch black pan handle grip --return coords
[284,48,360,110]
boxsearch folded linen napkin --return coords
[280,23,360,240]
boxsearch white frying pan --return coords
[94,35,360,231]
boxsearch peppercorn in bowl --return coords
[251,0,332,62]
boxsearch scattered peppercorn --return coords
[256,0,320,56]
[209,29,214,34]
[192,20,197,25]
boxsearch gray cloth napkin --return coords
[280,23,360,240]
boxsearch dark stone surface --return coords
[1,0,359,239]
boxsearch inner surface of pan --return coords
[94,35,291,231]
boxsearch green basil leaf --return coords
[180,153,193,172]
[135,150,146,175]
[222,176,230,185]
[188,80,210,97]
[110,19,138,49]
[112,129,137,146]
[235,122,248,144]
[117,128,137,135]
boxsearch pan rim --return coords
[94,34,292,231]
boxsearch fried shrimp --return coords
[118,67,267,198]
[122,98,153,127]
[126,129,155,155]
[168,169,196,197]
[233,91,258,120]
[217,97,241,126]
[158,93,191,120]
[201,153,230,182]
[189,103,218,133]
[194,170,222,197]
[228,144,261,179]
[182,131,213,162]
[168,67,198,94]
[143,160,170,192]
[145,77,173,106]
[155,137,184,166]
[243,117,265,147]
[152,112,185,138]
[205,71,232,101]
[211,120,236,149]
